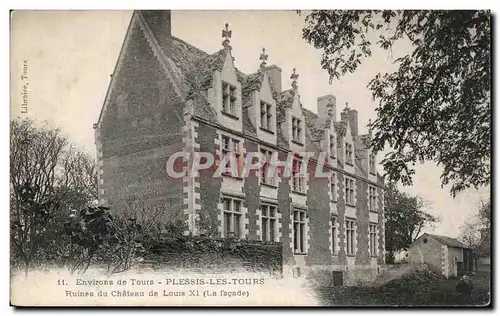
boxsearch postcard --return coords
[10,10,491,307]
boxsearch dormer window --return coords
[222,81,237,117]
[369,153,376,174]
[292,117,302,143]
[345,142,353,165]
[260,101,273,132]
[329,135,336,158]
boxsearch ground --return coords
[314,269,491,307]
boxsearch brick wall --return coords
[243,139,261,240]
[336,172,348,266]
[305,160,332,266]
[196,123,222,236]
[277,150,294,265]
[355,179,370,265]
[97,20,185,225]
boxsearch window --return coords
[331,216,338,255]
[292,155,305,193]
[330,172,337,201]
[329,135,336,158]
[260,101,273,131]
[369,186,377,211]
[293,209,306,253]
[221,135,241,177]
[261,204,277,242]
[345,143,353,164]
[345,219,356,256]
[222,82,237,116]
[369,223,378,256]
[345,177,355,205]
[292,117,302,143]
[260,148,276,186]
[369,153,376,174]
[222,197,243,238]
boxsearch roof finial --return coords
[222,23,232,50]
[290,68,299,89]
[344,102,350,111]
[259,47,268,69]
[368,119,373,135]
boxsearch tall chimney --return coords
[348,109,358,136]
[265,65,282,93]
[141,10,172,57]
[317,95,336,121]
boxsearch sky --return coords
[10,10,490,238]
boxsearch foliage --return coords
[460,199,490,257]
[144,233,283,274]
[315,269,490,306]
[10,182,61,274]
[302,10,491,196]
[10,118,98,272]
[384,182,439,261]
[63,205,151,276]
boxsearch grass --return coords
[314,270,491,307]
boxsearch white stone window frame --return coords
[293,208,308,254]
[344,176,356,206]
[369,222,378,257]
[221,81,238,118]
[368,185,377,212]
[291,116,303,144]
[331,215,339,255]
[330,171,337,202]
[219,133,243,179]
[345,218,357,256]
[292,155,306,194]
[260,100,273,132]
[260,203,279,242]
[259,147,277,187]
[329,134,336,158]
[220,195,245,239]
[369,153,376,174]
[345,142,354,165]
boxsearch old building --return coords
[408,233,474,277]
[94,10,385,284]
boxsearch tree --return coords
[460,199,490,257]
[384,182,439,262]
[10,118,98,272]
[302,10,491,196]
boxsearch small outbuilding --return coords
[408,233,474,278]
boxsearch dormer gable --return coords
[339,104,356,172]
[201,24,244,132]
[288,88,306,148]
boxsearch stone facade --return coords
[95,10,385,285]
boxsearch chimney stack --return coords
[348,109,358,136]
[141,10,172,57]
[317,95,336,121]
[265,65,282,94]
[341,104,358,136]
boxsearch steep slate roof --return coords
[276,89,295,109]
[242,107,257,136]
[302,108,331,142]
[241,70,265,109]
[170,34,383,182]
